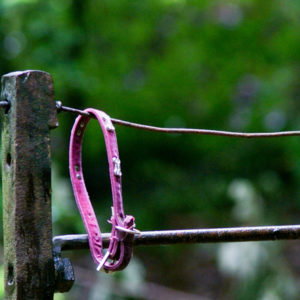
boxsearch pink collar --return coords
[69,108,137,272]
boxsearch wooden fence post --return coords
[1,70,58,299]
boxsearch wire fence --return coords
[55,100,300,138]
[2,99,299,246]
[2,99,300,138]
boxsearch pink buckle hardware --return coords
[69,108,139,272]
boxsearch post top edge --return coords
[2,70,51,78]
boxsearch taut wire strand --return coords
[2,100,300,138]
[55,101,300,138]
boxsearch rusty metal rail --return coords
[53,225,300,252]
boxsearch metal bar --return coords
[1,70,58,300]
[53,225,300,252]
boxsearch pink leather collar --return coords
[69,108,138,272]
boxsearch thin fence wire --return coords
[2,100,300,138]
[56,101,300,138]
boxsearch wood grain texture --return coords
[1,70,58,299]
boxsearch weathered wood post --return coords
[1,70,58,299]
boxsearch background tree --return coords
[1,0,300,299]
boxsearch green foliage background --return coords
[1,0,300,299]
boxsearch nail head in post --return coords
[56,101,62,112]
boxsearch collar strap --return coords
[69,108,137,272]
